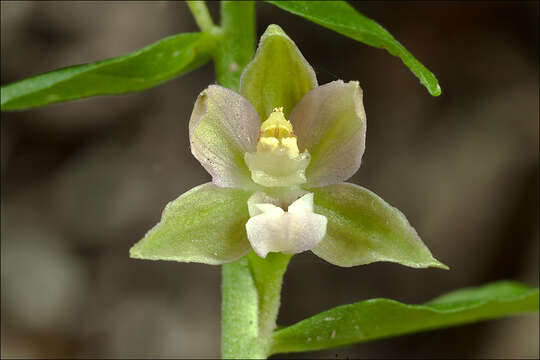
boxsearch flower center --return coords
[245,107,310,187]
[257,107,299,158]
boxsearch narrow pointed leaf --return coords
[308,183,447,269]
[130,183,252,265]
[266,1,441,96]
[239,24,317,119]
[271,281,539,354]
[1,32,215,111]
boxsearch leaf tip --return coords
[429,82,442,97]
[1,93,12,112]
[432,260,450,270]
[129,240,145,259]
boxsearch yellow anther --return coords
[245,106,310,187]
[280,137,300,157]
[260,107,294,139]
[257,137,280,153]
[257,107,300,158]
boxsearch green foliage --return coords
[266,0,442,96]
[3,2,537,359]
[130,183,252,264]
[0,0,443,112]
[214,1,256,91]
[271,281,539,354]
[239,24,317,119]
[309,183,447,269]
[1,32,215,111]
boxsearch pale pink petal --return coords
[289,80,366,187]
[189,85,260,188]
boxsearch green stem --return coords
[247,252,292,338]
[222,253,291,359]
[214,3,289,358]
[214,1,256,90]
[221,257,261,358]
[186,1,216,33]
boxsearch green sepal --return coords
[239,24,317,120]
[130,183,252,265]
[308,183,448,269]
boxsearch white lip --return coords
[246,192,328,258]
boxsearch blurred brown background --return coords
[1,1,538,358]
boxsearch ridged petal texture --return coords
[290,80,366,187]
[189,85,260,188]
[130,183,253,264]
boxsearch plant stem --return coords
[247,252,292,338]
[222,253,291,359]
[213,3,289,358]
[221,256,262,358]
[214,1,255,90]
[187,1,216,33]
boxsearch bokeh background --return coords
[1,1,538,358]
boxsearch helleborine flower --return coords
[130,25,447,270]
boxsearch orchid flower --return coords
[130,25,446,270]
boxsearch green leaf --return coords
[214,1,256,91]
[130,183,252,265]
[1,32,215,111]
[239,24,318,119]
[308,183,447,269]
[266,1,442,97]
[271,281,539,354]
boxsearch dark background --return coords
[1,1,538,358]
